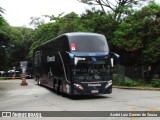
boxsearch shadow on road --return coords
[68,95,110,100]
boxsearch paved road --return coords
[0,79,159,120]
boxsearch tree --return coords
[46,12,82,34]
[4,26,33,68]
[138,2,160,64]
[30,16,45,28]
[0,24,34,69]
[0,7,5,25]
[78,0,151,22]
[29,22,60,58]
[0,14,10,69]
[0,32,10,70]
[112,2,160,65]
[80,8,118,43]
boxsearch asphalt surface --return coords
[0,79,159,120]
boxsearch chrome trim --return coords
[81,81,108,84]
[58,51,70,83]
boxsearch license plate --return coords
[91,90,99,93]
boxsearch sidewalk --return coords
[113,86,160,91]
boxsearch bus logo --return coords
[47,56,55,62]
[89,53,96,56]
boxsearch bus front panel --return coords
[71,55,113,95]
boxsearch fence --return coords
[113,65,160,85]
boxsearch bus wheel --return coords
[37,77,41,85]
[61,84,65,97]
[56,81,61,95]
[53,79,56,91]
[37,76,39,85]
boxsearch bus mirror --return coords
[109,52,120,65]
[66,51,74,58]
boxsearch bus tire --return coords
[56,80,61,95]
[61,84,65,97]
[53,79,56,91]
[37,78,41,86]
[37,76,40,85]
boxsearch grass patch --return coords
[113,74,149,87]
[0,77,5,80]
[150,79,160,87]
[0,77,21,80]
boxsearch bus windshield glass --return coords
[69,35,109,52]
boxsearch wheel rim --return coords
[38,79,41,85]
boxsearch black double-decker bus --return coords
[33,32,119,96]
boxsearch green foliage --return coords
[112,2,160,65]
[28,22,60,58]
[113,74,160,87]
[0,7,4,17]
[0,20,10,70]
[113,74,141,86]
[0,7,5,25]
[6,27,33,66]
[0,18,34,69]
[81,9,118,36]
[150,79,160,87]
[56,12,81,34]
[113,74,125,84]
[0,77,5,80]
[112,22,142,51]
[78,0,150,22]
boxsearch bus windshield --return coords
[68,35,109,52]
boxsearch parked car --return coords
[25,74,32,79]
[0,71,7,77]
[7,70,20,77]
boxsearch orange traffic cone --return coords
[21,75,28,86]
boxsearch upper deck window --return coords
[69,34,109,52]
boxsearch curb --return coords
[113,86,160,91]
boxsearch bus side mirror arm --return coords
[109,52,120,65]
[65,51,74,58]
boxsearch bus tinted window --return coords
[69,35,109,52]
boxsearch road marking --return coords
[130,105,138,120]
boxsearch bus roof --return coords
[64,32,105,38]
[39,32,105,46]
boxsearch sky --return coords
[1,0,160,27]
[1,0,90,27]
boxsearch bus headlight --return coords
[105,80,112,88]
[74,84,84,90]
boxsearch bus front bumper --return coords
[73,84,112,95]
